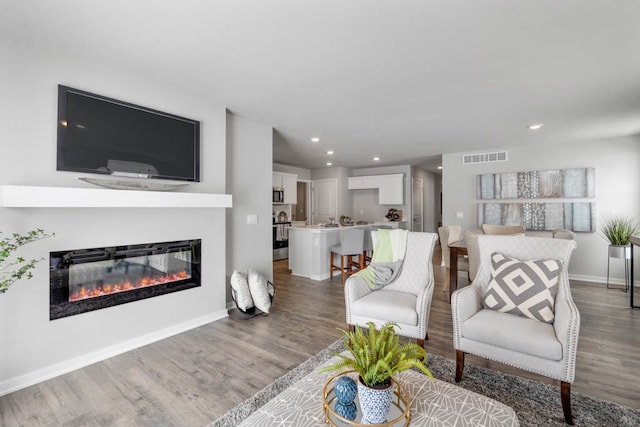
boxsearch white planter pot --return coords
[608,245,631,259]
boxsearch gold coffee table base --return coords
[322,371,411,426]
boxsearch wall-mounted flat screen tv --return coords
[57,85,200,182]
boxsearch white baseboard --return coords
[569,273,629,286]
[290,272,330,281]
[0,309,228,397]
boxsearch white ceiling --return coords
[2,1,640,173]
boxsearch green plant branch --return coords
[320,321,433,387]
[599,215,639,246]
[0,229,53,294]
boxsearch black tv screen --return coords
[57,85,200,182]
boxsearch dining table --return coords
[448,239,468,301]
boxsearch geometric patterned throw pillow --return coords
[482,252,562,323]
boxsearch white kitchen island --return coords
[288,222,408,281]
[288,224,365,281]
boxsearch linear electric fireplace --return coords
[50,239,201,320]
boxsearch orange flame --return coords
[68,270,190,302]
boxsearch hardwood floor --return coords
[1,245,638,426]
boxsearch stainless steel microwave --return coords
[273,188,284,203]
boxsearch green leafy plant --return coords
[320,321,433,388]
[600,215,639,246]
[0,229,53,294]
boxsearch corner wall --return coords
[226,112,274,302]
[0,38,229,394]
[441,135,640,281]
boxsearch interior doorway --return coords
[412,178,424,232]
[293,181,308,223]
[311,179,337,225]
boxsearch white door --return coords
[311,179,337,225]
[412,178,424,232]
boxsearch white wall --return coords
[0,39,230,394]
[352,165,412,222]
[273,163,311,180]
[227,112,274,297]
[441,135,640,282]
[293,165,428,227]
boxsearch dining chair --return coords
[438,225,469,272]
[481,224,526,235]
[330,228,365,284]
[553,228,576,240]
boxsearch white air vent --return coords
[462,151,508,165]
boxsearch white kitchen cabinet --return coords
[378,174,404,205]
[273,171,298,204]
[282,173,297,204]
[347,176,379,190]
[348,173,404,205]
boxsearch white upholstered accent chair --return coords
[451,235,579,425]
[438,225,469,272]
[345,231,438,347]
[481,224,526,235]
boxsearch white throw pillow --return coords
[230,270,253,311]
[248,270,272,314]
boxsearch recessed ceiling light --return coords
[326,150,334,155]
[311,137,321,142]
[528,123,544,130]
[373,157,380,161]
[437,166,443,170]
[326,162,332,166]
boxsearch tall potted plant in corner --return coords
[600,215,640,259]
[320,322,433,424]
[0,229,52,294]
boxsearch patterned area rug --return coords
[211,339,640,427]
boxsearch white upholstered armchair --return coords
[344,232,438,347]
[451,235,579,424]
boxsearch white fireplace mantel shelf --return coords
[0,185,233,208]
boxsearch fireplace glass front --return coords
[50,239,201,320]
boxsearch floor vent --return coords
[462,151,508,165]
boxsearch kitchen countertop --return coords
[290,221,406,231]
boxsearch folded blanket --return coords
[354,229,408,289]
